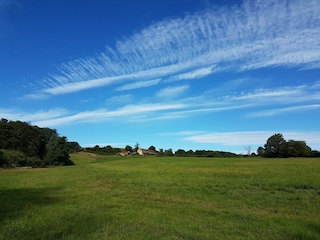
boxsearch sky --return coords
[1,0,320,154]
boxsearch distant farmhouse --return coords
[137,148,156,155]
[117,151,131,156]
[117,148,156,156]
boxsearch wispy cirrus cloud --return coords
[7,82,320,128]
[156,85,189,99]
[32,103,185,127]
[247,104,320,118]
[27,0,320,97]
[116,79,161,91]
[223,84,320,105]
[105,94,134,105]
[113,83,320,122]
[185,131,271,146]
[158,130,207,136]
[0,108,68,123]
[166,67,215,82]
[21,93,49,100]
[185,131,320,149]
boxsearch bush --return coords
[0,150,6,167]
[0,149,27,167]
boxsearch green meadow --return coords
[1,153,319,240]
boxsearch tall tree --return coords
[134,142,140,152]
[104,145,114,154]
[0,119,12,149]
[0,119,74,167]
[257,146,265,156]
[148,146,156,151]
[264,133,287,157]
[286,140,311,157]
[125,145,133,152]
[45,135,74,166]
[259,134,315,158]
[175,149,186,156]
[165,148,174,156]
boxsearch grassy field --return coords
[0,153,319,240]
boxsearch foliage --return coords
[0,149,27,167]
[175,148,187,156]
[0,150,4,166]
[0,155,319,239]
[125,145,133,152]
[258,133,315,158]
[264,133,287,157]
[85,145,121,155]
[85,145,241,158]
[174,149,238,158]
[148,145,156,151]
[165,148,174,156]
[257,146,265,156]
[287,140,311,157]
[66,141,82,153]
[44,135,74,166]
[311,150,320,157]
[0,119,75,167]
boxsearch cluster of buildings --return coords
[117,148,156,156]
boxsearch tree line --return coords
[0,119,80,167]
[257,133,320,158]
[86,134,319,158]
[85,144,239,158]
[2,119,317,168]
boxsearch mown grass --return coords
[0,153,319,239]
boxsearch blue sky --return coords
[1,0,320,153]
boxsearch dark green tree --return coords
[45,135,74,166]
[148,146,156,151]
[93,145,100,151]
[310,150,320,157]
[66,141,82,153]
[257,146,265,156]
[0,150,5,166]
[264,133,287,157]
[157,148,164,156]
[0,119,11,149]
[287,140,311,157]
[125,145,133,152]
[186,150,194,156]
[0,119,75,167]
[175,149,186,156]
[165,148,174,156]
[104,145,114,154]
[37,127,57,159]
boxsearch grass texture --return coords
[0,153,319,239]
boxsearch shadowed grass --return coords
[0,154,319,239]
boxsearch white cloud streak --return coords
[116,79,161,91]
[223,84,320,106]
[185,131,320,149]
[105,94,133,105]
[156,85,189,99]
[248,104,320,117]
[167,67,215,82]
[32,103,185,127]
[158,130,206,136]
[29,0,320,96]
[5,81,320,128]
[0,108,68,123]
[185,131,271,146]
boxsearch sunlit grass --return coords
[0,154,319,239]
